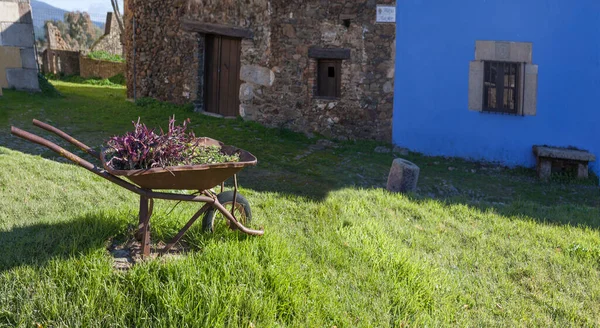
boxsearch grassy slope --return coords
[0,82,599,327]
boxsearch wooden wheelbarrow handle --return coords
[9,126,214,202]
[10,125,146,195]
[32,119,101,160]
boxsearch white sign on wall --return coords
[376,5,396,23]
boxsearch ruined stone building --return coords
[90,13,124,56]
[43,13,125,78]
[42,22,81,76]
[124,0,396,141]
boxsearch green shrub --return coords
[38,73,62,97]
[108,73,126,85]
[134,97,195,112]
[134,97,160,107]
[45,73,125,87]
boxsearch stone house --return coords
[394,0,600,176]
[0,0,39,92]
[124,0,396,141]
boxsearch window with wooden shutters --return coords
[308,47,350,99]
[317,59,341,98]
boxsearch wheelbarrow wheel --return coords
[202,191,252,233]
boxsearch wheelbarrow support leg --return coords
[161,203,212,255]
[139,196,151,257]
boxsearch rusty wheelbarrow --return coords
[11,120,264,257]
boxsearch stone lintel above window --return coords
[475,40,532,63]
[308,47,351,60]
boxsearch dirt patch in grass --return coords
[107,234,188,270]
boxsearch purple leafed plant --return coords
[104,116,240,170]
[105,118,161,170]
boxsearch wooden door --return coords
[205,35,241,117]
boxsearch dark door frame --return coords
[185,21,253,116]
[204,34,242,117]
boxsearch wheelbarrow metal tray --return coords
[102,137,257,190]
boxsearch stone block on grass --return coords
[387,158,420,193]
[6,68,39,91]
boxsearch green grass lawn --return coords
[0,82,599,327]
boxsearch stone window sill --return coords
[480,110,523,117]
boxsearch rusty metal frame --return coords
[11,120,264,258]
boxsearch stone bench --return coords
[532,146,596,180]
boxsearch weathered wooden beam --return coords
[181,18,254,39]
[308,47,351,60]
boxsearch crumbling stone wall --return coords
[91,13,123,56]
[80,56,124,78]
[43,22,81,76]
[125,0,395,141]
[42,49,80,75]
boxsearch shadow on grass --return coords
[408,194,600,230]
[0,212,124,272]
[2,85,599,232]
[492,201,600,229]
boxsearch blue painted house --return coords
[393,0,599,175]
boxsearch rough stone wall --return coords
[124,0,198,102]
[42,49,80,75]
[125,0,395,141]
[185,0,271,68]
[262,0,396,140]
[0,0,39,91]
[91,13,123,56]
[80,56,124,78]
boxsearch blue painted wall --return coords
[393,0,600,175]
